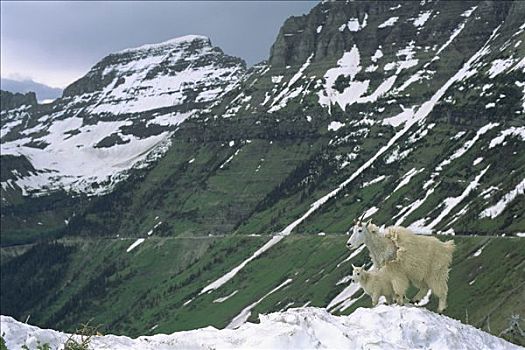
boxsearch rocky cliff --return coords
[0,90,37,111]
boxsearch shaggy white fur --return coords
[365,223,455,312]
[352,263,409,306]
[346,221,397,268]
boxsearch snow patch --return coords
[437,123,499,170]
[337,244,366,268]
[126,238,145,252]
[213,290,239,303]
[271,75,284,84]
[378,17,398,28]
[480,179,525,219]
[413,11,432,27]
[393,168,425,193]
[269,54,313,112]
[427,166,490,229]
[199,236,285,294]
[227,279,293,329]
[488,58,516,78]
[328,121,345,132]
[362,175,386,188]
[362,207,379,220]
[472,244,487,257]
[488,126,525,148]
[415,290,432,306]
[318,45,367,111]
[343,14,368,32]
[382,107,415,127]
[371,49,383,63]
[434,7,477,58]
[452,130,466,140]
[472,157,483,166]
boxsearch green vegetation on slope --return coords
[2,235,523,344]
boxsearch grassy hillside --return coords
[2,235,523,344]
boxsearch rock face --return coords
[268,1,515,68]
[0,90,37,111]
[1,35,246,196]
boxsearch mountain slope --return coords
[1,35,245,198]
[1,1,523,244]
[1,35,245,245]
[42,0,524,242]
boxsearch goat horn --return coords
[359,211,366,222]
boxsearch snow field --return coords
[2,306,520,350]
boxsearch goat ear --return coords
[351,263,356,269]
[366,219,372,227]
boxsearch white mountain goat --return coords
[351,263,409,306]
[346,219,397,268]
[346,220,455,312]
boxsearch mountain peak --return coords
[1,32,245,196]
[118,34,211,54]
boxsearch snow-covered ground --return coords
[2,306,519,350]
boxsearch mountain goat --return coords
[352,263,409,306]
[347,220,455,312]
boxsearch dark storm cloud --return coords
[0,1,316,87]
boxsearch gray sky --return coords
[1,1,316,88]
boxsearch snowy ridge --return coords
[117,35,209,54]
[2,306,519,350]
[1,35,245,196]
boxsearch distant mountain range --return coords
[1,78,62,102]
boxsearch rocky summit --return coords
[1,1,524,347]
[1,35,245,197]
[1,90,37,111]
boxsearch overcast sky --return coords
[1,1,316,88]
